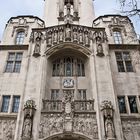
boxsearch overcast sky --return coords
[0,0,139,40]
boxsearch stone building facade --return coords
[0,0,140,140]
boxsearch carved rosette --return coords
[101,100,115,139]
[22,100,36,140]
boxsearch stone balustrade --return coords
[74,100,94,112]
[42,99,94,112]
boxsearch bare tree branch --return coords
[119,0,140,17]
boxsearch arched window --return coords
[113,30,122,44]
[77,59,85,76]
[16,31,25,45]
[64,57,73,76]
[52,59,60,76]
[52,57,85,77]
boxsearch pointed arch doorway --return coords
[43,133,92,140]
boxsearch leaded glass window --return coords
[52,57,85,77]
[128,96,138,113]
[1,96,10,112]
[113,31,122,44]
[115,52,133,72]
[12,96,20,113]
[117,96,127,113]
[16,31,25,45]
[5,52,23,73]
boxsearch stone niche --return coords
[121,118,140,140]
[0,117,17,140]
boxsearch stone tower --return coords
[0,0,140,140]
[44,0,95,26]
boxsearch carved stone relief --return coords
[39,113,98,140]
[122,120,140,140]
[40,92,98,139]
[63,79,74,88]
[30,24,108,50]
[39,114,63,139]
[73,114,98,139]
[0,119,16,140]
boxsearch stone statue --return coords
[66,3,71,16]
[79,31,83,43]
[105,116,115,138]
[97,44,104,56]
[22,115,32,138]
[65,26,71,41]
[53,31,58,43]
[22,100,36,139]
[47,31,52,47]
[73,30,78,42]
[101,100,115,139]
[33,37,41,57]
[85,33,89,46]
[59,30,63,42]
[96,36,104,57]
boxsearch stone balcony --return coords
[42,99,95,113]
[40,97,98,140]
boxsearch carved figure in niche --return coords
[96,36,104,56]
[73,30,78,42]
[85,33,89,46]
[33,37,41,57]
[93,125,98,138]
[59,12,64,18]
[53,31,58,43]
[22,115,32,138]
[79,31,83,43]
[105,116,115,138]
[64,3,73,24]
[59,30,63,42]
[97,44,104,56]
[80,121,85,133]
[47,31,52,46]
[66,2,72,16]
[65,26,71,40]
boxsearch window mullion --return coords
[122,52,126,72]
